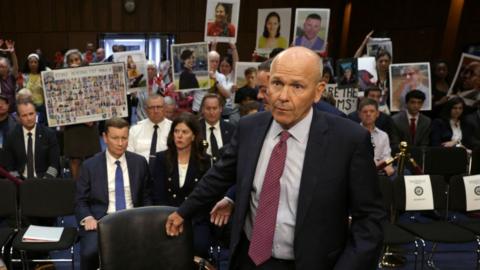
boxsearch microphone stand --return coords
[380,141,422,268]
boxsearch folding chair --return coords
[394,175,480,269]
[0,179,19,269]
[11,179,77,270]
[449,174,480,236]
[97,206,194,270]
[377,176,425,269]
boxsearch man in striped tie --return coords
[166,47,385,269]
[75,117,151,270]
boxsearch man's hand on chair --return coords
[166,211,184,236]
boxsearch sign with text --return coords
[404,175,434,211]
[42,63,128,127]
[325,84,358,114]
[463,175,480,211]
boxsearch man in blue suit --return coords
[167,47,385,269]
[75,117,151,270]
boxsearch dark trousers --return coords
[233,233,295,270]
[79,230,99,270]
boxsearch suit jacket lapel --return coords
[101,152,109,203]
[34,126,43,173]
[295,110,329,232]
[125,152,139,205]
[15,126,27,172]
[239,113,273,216]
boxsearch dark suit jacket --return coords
[391,111,431,148]
[200,119,235,146]
[465,110,480,150]
[151,150,211,207]
[75,151,151,223]
[178,110,385,269]
[430,118,473,149]
[3,123,60,178]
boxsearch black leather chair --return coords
[97,206,194,270]
[0,179,18,269]
[378,176,424,269]
[11,179,77,270]
[423,147,468,178]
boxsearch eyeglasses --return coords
[402,72,416,77]
[147,105,164,110]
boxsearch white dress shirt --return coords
[105,150,133,214]
[22,125,36,178]
[205,121,223,156]
[406,111,419,127]
[362,124,392,165]
[244,108,312,260]
[128,118,172,162]
[178,163,188,188]
[450,119,463,144]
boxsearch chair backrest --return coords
[393,175,448,211]
[0,178,17,218]
[449,174,468,212]
[19,178,76,218]
[98,206,194,270]
[424,147,468,176]
[471,149,480,175]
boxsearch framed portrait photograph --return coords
[41,63,128,127]
[448,53,480,107]
[170,42,210,92]
[336,58,358,89]
[255,8,291,56]
[234,62,261,105]
[293,8,330,53]
[357,57,378,91]
[204,0,240,43]
[367,38,393,60]
[113,51,148,94]
[389,62,431,112]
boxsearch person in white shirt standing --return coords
[128,94,172,165]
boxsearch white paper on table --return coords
[404,175,434,211]
[463,174,480,212]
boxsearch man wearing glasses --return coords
[127,94,172,165]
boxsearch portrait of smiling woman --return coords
[206,2,236,37]
[258,12,288,50]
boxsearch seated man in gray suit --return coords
[391,90,431,149]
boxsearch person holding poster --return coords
[207,3,236,37]
[62,49,101,179]
[258,12,288,50]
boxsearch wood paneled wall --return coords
[0,0,476,70]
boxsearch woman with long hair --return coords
[431,97,473,150]
[258,12,287,50]
[151,112,212,257]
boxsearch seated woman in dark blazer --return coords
[151,112,214,257]
[431,97,473,150]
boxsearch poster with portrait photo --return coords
[113,51,147,94]
[336,58,358,89]
[204,0,240,43]
[293,8,330,53]
[42,63,128,127]
[367,38,393,60]
[357,57,378,91]
[234,62,260,87]
[389,62,431,112]
[448,53,480,107]
[171,42,210,92]
[255,8,292,56]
